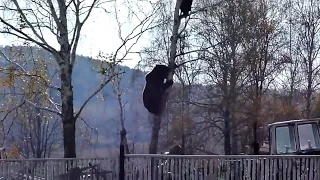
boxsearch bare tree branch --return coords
[25,100,61,116]
[0,100,25,122]
[0,49,62,115]
[74,72,123,121]
[12,0,49,44]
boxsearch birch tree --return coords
[143,0,223,154]
[0,0,107,158]
[145,0,183,154]
[0,0,160,157]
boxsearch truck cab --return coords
[268,118,320,155]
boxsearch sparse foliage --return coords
[0,0,160,158]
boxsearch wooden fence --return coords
[125,154,320,180]
[1,154,320,179]
[0,157,118,180]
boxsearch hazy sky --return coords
[0,0,155,68]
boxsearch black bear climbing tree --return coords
[148,0,191,154]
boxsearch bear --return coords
[180,0,193,18]
[143,64,174,115]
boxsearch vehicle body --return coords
[207,119,320,179]
[268,118,320,155]
[246,118,320,179]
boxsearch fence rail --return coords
[125,154,320,180]
[0,157,118,180]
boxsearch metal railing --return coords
[125,154,320,180]
[0,157,118,180]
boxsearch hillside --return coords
[0,46,151,156]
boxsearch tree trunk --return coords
[306,63,312,118]
[231,122,238,154]
[148,0,182,154]
[252,89,262,155]
[60,64,76,158]
[149,115,161,154]
[224,108,231,155]
[252,121,259,154]
[121,129,130,154]
[56,0,76,158]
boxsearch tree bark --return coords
[60,63,76,158]
[306,62,312,118]
[231,121,238,154]
[56,0,77,158]
[149,115,161,154]
[224,108,231,155]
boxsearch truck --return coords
[268,118,320,155]
[156,118,320,179]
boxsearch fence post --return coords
[119,129,126,180]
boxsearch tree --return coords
[0,0,107,158]
[109,60,130,153]
[291,0,320,118]
[0,0,160,157]
[171,63,202,153]
[241,0,288,154]
[140,0,222,154]
[141,0,184,154]
[194,0,255,154]
[0,45,62,158]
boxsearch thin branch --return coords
[70,0,100,66]
[0,49,62,113]
[0,26,54,54]
[113,14,154,60]
[25,100,61,116]
[12,0,52,48]
[79,117,96,132]
[46,0,60,26]
[0,101,25,122]
[10,71,60,91]
[74,72,124,121]
[4,108,20,142]
[189,1,223,17]
[175,40,226,58]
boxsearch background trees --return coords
[138,0,320,154]
[1,0,320,156]
[0,0,161,158]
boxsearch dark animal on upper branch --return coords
[180,0,193,18]
[143,64,174,115]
